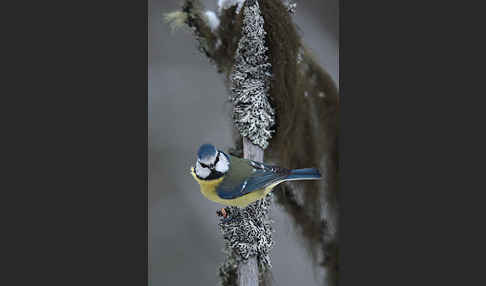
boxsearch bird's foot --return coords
[216,207,228,218]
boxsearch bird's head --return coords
[194,143,230,180]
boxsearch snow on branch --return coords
[286,0,297,14]
[218,0,246,14]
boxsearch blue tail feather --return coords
[286,168,322,180]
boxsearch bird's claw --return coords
[217,207,228,218]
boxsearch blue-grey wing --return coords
[216,159,290,200]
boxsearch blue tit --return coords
[190,143,322,208]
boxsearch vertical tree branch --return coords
[232,1,272,283]
[220,7,275,271]
[238,137,264,286]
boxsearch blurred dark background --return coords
[149,0,338,285]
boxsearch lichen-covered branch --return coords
[218,192,273,286]
[230,0,274,149]
[220,1,275,284]
[219,137,273,286]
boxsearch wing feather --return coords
[216,155,289,200]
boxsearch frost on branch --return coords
[230,0,275,149]
[204,10,220,32]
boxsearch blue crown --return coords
[197,144,217,160]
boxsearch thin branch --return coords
[238,137,263,286]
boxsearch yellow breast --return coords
[190,167,275,208]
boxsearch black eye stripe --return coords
[214,152,220,166]
[199,162,210,168]
[199,152,220,169]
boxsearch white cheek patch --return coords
[196,161,210,178]
[215,153,229,173]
